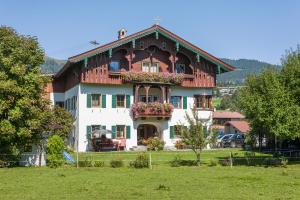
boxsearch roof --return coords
[224,121,250,133]
[213,111,245,119]
[55,24,235,78]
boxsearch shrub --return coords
[244,151,256,166]
[129,153,149,168]
[264,157,288,167]
[94,160,105,167]
[110,158,124,168]
[170,155,197,167]
[46,135,65,168]
[219,158,231,166]
[208,159,218,167]
[147,137,165,151]
[78,157,93,167]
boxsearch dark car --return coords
[223,134,245,148]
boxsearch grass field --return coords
[1,149,300,200]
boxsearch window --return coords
[142,62,159,73]
[175,64,185,74]
[174,125,184,138]
[171,96,181,108]
[139,95,159,103]
[194,95,203,109]
[109,61,120,72]
[91,94,101,107]
[55,101,64,108]
[116,125,126,139]
[116,95,125,108]
[91,125,101,132]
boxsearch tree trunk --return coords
[196,152,201,166]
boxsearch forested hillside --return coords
[41,56,281,84]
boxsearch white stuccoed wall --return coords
[50,83,213,152]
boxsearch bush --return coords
[208,159,218,167]
[46,135,65,168]
[78,158,93,167]
[264,157,288,167]
[147,137,165,151]
[110,158,124,168]
[129,153,149,168]
[94,160,105,167]
[244,151,256,166]
[170,155,197,167]
[219,159,231,166]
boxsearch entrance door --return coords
[137,124,158,145]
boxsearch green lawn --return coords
[1,149,300,200]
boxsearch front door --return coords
[137,124,158,145]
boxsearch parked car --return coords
[217,134,235,147]
[223,134,245,148]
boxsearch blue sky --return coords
[1,0,299,64]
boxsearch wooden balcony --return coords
[131,102,173,120]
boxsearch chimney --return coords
[118,28,127,39]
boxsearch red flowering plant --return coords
[148,102,163,113]
[131,102,147,113]
[122,72,184,84]
[163,103,174,113]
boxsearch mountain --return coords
[217,58,281,84]
[41,56,66,74]
[41,56,281,84]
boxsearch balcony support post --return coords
[134,85,140,103]
[167,87,171,103]
[145,85,150,103]
[160,86,165,103]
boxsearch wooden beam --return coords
[132,39,136,48]
[109,49,112,58]
[196,54,200,62]
[84,57,88,68]
[155,31,159,40]
[176,42,179,52]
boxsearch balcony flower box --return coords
[131,102,174,119]
[122,72,184,85]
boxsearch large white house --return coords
[46,25,234,152]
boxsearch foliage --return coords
[0,26,50,153]
[122,71,184,84]
[216,91,239,111]
[180,109,206,165]
[129,152,149,168]
[78,157,93,167]
[93,160,105,167]
[208,159,218,166]
[146,137,165,151]
[237,58,300,142]
[170,155,197,167]
[110,158,124,168]
[49,106,73,138]
[46,135,65,168]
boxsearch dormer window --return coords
[109,61,120,72]
[142,62,159,73]
[175,63,185,74]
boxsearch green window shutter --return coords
[126,95,130,108]
[102,125,106,131]
[111,126,116,139]
[170,126,174,139]
[112,95,116,108]
[126,126,131,139]
[86,126,91,140]
[102,94,106,108]
[87,94,91,108]
[183,96,187,109]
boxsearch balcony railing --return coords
[131,102,174,119]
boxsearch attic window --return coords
[109,61,120,72]
[140,41,144,49]
[162,42,166,49]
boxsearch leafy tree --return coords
[50,106,73,138]
[237,66,300,150]
[217,91,239,111]
[180,109,207,166]
[46,135,65,168]
[0,26,49,154]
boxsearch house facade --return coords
[46,25,234,152]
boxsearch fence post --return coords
[149,151,152,169]
[230,152,233,168]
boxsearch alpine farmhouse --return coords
[45,25,235,152]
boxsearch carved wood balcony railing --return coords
[81,70,215,88]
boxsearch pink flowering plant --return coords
[131,102,174,116]
[122,71,184,84]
